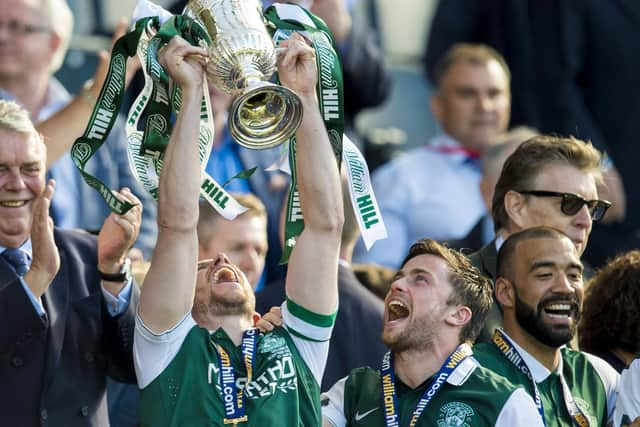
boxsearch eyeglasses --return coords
[517,190,611,221]
[0,20,51,36]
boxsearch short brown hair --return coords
[197,193,267,246]
[432,43,511,88]
[401,239,493,343]
[579,250,640,357]
[492,135,603,232]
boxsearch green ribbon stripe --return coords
[263,5,345,263]
[70,16,209,215]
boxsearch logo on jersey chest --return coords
[436,402,474,427]
[207,334,298,398]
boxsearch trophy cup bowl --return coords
[183,0,303,149]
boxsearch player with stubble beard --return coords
[134,33,343,426]
[320,239,542,427]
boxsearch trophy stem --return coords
[233,58,264,91]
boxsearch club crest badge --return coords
[437,402,474,427]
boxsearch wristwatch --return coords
[99,258,132,282]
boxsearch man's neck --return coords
[612,348,636,367]
[504,323,562,372]
[393,338,460,389]
[194,313,254,345]
[0,74,50,117]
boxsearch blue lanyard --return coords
[492,329,546,425]
[492,329,589,427]
[213,328,258,424]
[380,343,473,427]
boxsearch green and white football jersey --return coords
[134,298,336,426]
[473,331,619,427]
[322,355,543,426]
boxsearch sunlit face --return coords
[432,60,511,150]
[517,164,597,255]
[509,237,584,347]
[194,253,256,319]
[0,0,56,80]
[382,254,456,352]
[199,216,268,290]
[0,128,45,248]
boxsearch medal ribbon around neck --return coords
[492,329,590,427]
[213,328,258,424]
[379,343,473,427]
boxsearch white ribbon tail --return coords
[342,136,387,250]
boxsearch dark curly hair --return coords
[578,250,640,356]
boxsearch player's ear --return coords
[252,312,261,326]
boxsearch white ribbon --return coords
[125,23,247,220]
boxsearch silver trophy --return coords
[183,0,303,149]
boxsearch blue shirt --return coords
[354,133,488,269]
[204,128,251,194]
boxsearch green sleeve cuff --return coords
[285,297,337,328]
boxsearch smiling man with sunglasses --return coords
[468,134,609,343]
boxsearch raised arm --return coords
[280,34,344,315]
[138,37,208,332]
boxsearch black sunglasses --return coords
[517,190,611,221]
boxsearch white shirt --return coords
[354,133,486,269]
[503,330,620,424]
[615,358,640,426]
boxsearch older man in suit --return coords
[469,135,610,343]
[0,100,141,426]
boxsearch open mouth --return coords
[542,302,576,320]
[387,300,410,322]
[212,266,239,284]
[0,200,27,208]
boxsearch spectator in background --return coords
[579,250,640,373]
[0,0,157,258]
[198,194,268,290]
[424,0,560,133]
[423,0,633,269]
[0,99,141,427]
[469,135,609,343]
[473,227,619,426]
[447,126,538,252]
[356,43,511,269]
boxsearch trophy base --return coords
[229,81,303,150]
